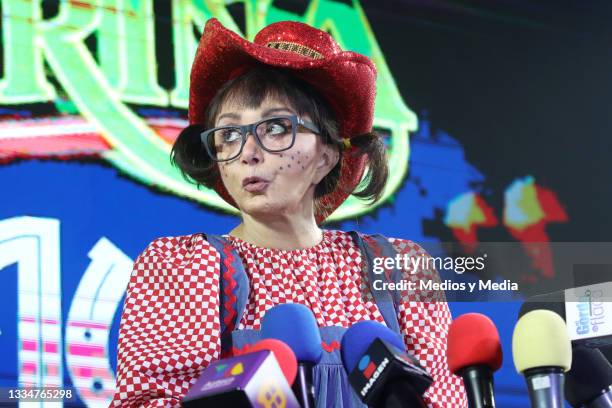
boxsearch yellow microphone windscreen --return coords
[512,310,572,373]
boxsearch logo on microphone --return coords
[358,355,377,379]
[256,380,286,408]
[212,362,244,379]
[200,361,245,391]
[575,289,605,335]
[358,356,390,396]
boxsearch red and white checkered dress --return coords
[111,229,467,407]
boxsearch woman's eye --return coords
[266,121,290,135]
[222,129,242,142]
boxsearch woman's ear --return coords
[313,144,340,184]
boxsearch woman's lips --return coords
[242,177,270,193]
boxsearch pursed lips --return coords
[242,176,271,193]
[242,176,270,187]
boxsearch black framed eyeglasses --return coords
[201,115,320,162]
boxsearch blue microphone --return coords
[341,321,433,408]
[261,303,323,408]
[341,320,405,372]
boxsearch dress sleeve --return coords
[110,235,222,407]
[388,238,468,408]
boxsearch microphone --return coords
[182,339,300,407]
[565,346,612,408]
[340,320,433,408]
[260,303,323,408]
[513,309,572,408]
[519,281,612,348]
[238,338,298,386]
[447,313,503,408]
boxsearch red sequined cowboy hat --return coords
[189,18,377,223]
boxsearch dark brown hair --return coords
[171,65,388,205]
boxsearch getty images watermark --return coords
[367,242,612,302]
[371,251,519,294]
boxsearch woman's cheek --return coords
[277,150,311,172]
[219,162,229,179]
[218,162,228,184]
[218,162,239,197]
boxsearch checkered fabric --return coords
[111,230,467,407]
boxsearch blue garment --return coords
[204,231,404,408]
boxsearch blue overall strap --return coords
[201,234,249,354]
[348,231,402,334]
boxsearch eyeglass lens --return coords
[208,117,295,161]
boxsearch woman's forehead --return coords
[218,94,297,115]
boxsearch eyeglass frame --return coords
[200,115,321,162]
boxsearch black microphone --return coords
[565,346,612,408]
[603,345,612,365]
[341,320,433,407]
[260,304,323,408]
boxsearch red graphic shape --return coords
[506,185,568,279]
[363,361,376,379]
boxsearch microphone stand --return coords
[292,362,316,408]
[381,379,427,408]
[461,365,496,408]
[524,367,565,408]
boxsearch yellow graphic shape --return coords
[445,192,487,231]
[257,380,286,408]
[230,362,244,376]
[504,176,544,230]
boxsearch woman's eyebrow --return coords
[262,107,296,117]
[217,107,296,124]
[217,112,241,123]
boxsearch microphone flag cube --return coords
[347,338,433,406]
[183,349,300,408]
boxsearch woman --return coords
[111,18,467,407]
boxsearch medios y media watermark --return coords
[371,253,519,293]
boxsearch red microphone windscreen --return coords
[245,338,298,385]
[447,313,503,374]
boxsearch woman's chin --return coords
[238,198,287,218]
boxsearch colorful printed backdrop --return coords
[1,1,611,407]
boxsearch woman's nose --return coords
[240,131,263,164]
